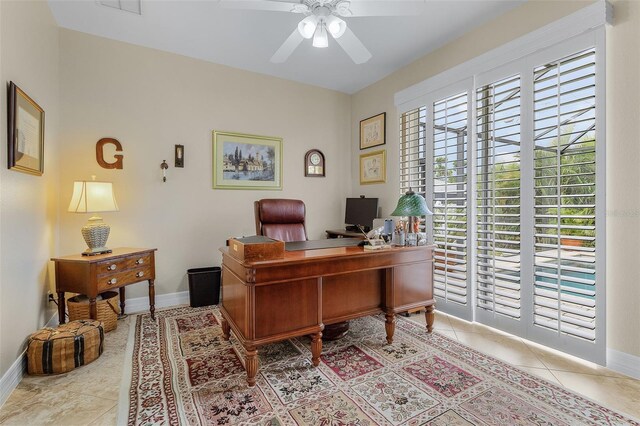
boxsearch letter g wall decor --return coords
[96,138,123,169]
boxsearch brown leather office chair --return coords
[254,199,308,242]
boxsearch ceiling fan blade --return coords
[219,0,303,13]
[271,29,305,63]
[342,0,426,17]
[334,27,371,64]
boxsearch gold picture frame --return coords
[7,82,44,175]
[212,130,282,190]
[360,150,386,185]
[359,112,385,150]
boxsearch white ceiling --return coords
[47,0,524,94]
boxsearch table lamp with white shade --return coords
[68,180,119,256]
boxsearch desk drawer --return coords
[97,253,152,277]
[98,266,152,292]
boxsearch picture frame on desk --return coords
[7,82,44,176]
[212,130,282,190]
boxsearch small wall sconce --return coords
[160,160,168,182]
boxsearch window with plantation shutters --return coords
[432,92,469,305]
[533,48,597,341]
[396,27,604,363]
[476,75,522,319]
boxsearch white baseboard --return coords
[0,311,58,409]
[123,290,190,314]
[0,350,25,409]
[607,347,640,379]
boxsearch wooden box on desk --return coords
[228,236,285,262]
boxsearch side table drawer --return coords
[98,266,153,292]
[97,257,129,276]
[124,253,152,270]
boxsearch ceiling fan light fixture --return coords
[312,23,328,48]
[297,15,318,39]
[325,15,346,39]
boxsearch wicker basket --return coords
[68,291,119,332]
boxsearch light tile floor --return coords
[0,309,638,425]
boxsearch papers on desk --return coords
[363,239,391,250]
[363,244,392,251]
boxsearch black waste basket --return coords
[187,267,221,307]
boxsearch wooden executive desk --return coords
[219,243,435,386]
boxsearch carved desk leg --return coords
[426,305,435,333]
[385,313,396,344]
[89,297,97,320]
[221,317,230,341]
[148,279,156,320]
[119,287,126,316]
[57,292,66,324]
[245,347,258,387]
[311,332,322,366]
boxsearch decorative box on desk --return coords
[228,236,284,262]
[51,247,157,323]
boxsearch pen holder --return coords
[393,231,405,246]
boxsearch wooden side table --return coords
[51,247,157,323]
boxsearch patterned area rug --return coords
[119,306,638,425]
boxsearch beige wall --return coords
[351,0,640,359]
[0,1,60,376]
[57,30,352,301]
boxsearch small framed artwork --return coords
[360,150,386,185]
[7,82,45,175]
[304,149,325,177]
[212,130,282,190]
[359,112,385,150]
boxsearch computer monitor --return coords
[345,197,378,232]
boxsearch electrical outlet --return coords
[48,294,55,303]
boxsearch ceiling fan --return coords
[219,0,426,64]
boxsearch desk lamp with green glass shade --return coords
[391,188,432,242]
[68,180,119,256]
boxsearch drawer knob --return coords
[108,278,117,285]
[136,258,144,265]
[136,271,144,278]
[108,264,117,271]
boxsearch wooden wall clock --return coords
[304,149,325,177]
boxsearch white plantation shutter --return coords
[399,107,427,199]
[476,75,522,320]
[533,48,597,341]
[432,92,469,306]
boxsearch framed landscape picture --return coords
[7,82,44,175]
[360,150,386,185]
[212,131,282,190]
[359,112,385,150]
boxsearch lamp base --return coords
[82,248,113,256]
[81,216,112,256]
